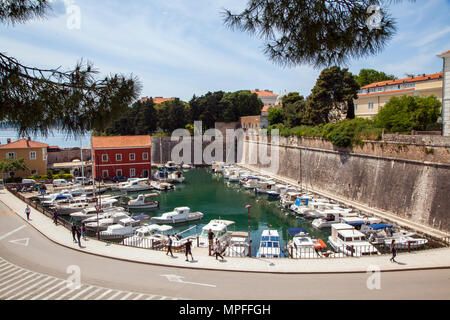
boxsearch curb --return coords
[1,195,450,275]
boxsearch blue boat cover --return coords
[348,222,364,226]
[288,227,308,237]
[295,197,310,206]
[132,215,149,221]
[369,223,393,230]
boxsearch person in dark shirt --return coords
[166,235,174,257]
[71,225,77,243]
[208,229,214,256]
[185,239,194,262]
[75,226,82,247]
[53,209,59,225]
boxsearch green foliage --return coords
[158,99,189,133]
[269,118,382,148]
[223,0,396,67]
[306,66,360,124]
[354,69,396,87]
[46,170,53,180]
[268,107,283,125]
[374,95,441,133]
[0,158,28,175]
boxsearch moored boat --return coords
[127,193,159,209]
[256,229,281,258]
[151,207,203,224]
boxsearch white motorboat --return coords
[122,224,173,248]
[127,193,159,209]
[198,219,235,247]
[211,162,225,173]
[99,218,141,238]
[255,181,277,194]
[150,181,175,191]
[151,207,203,224]
[81,207,128,223]
[228,173,241,182]
[112,178,139,191]
[383,236,428,250]
[168,171,185,183]
[312,210,342,228]
[287,228,328,259]
[118,178,152,192]
[165,161,178,171]
[55,197,118,215]
[340,216,382,227]
[256,230,281,258]
[39,192,73,207]
[280,192,302,208]
[182,164,193,170]
[328,223,379,256]
[70,205,123,221]
[242,177,265,189]
[84,211,131,231]
[225,234,249,257]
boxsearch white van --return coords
[21,179,36,184]
[53,179,72,187]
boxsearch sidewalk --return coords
[1,189,450,274]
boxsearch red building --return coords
[91,135,152,180]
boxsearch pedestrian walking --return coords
[71,225,77,243]
[185,238,194,262]
[390,239,397,263]
[81,223,87,241]
[166,235,174,257]
[214,239,224,261]
[76,226,82,247]
[53,208,59,225]
[25,205,31,221]
[208,229,214,256]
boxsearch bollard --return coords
[290,246,293,259]
[350,246,354,257]
[197,236,199,248]
[408,241,411,253]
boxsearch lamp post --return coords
[246,204,252,257]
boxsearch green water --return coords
[112,168,331,255]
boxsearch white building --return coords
[438,50,450,136]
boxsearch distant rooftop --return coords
[361,72,443,89]
[251,89,278,97]
[92,135,151,149]
[140,97,176,104]
[0,138,48,149]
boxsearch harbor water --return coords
[105,168,332,256]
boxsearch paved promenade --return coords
[1,189,449,274]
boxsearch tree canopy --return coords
[374,95,441,132]
[223,0,396,68]
[0,0,141,137]
[354,68,396,87]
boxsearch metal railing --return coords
[6,185,450,260]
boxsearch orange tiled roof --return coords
[262,105,275,112]
[251,89,278,97]
[438,50,450,56]
[358,88,415,97]
[92,135,151,149]
[361,72,443,89]
[0,138,48,149]
[140,97,175,104]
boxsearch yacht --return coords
[84,211,131,231]
[99,218,141,239]
[122,224,174,248]
[242,177,264,189]
[340,216,382,227]
[225,234,249,257]
[255,181,277,194]
[127,193,159,209]
[150,181,175,191]
[118,178,152,192]
[266,184,289,200]
[70,205,124,221]
[280,192,302,208]
[256,230,281,258]
[311,210,342,228]
[165,161,178,172]
[168,171,185,183]
[286,228,327,258]
[211,162,225,173]
[151,207,203,224]
[198,219,235,247]
[328,223,379,256]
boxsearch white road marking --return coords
[8,238,30,246]
[0,272,35,294]
[0,270,31,287]
[107,290,124,300]
[0,265,15,274]
[54,288,77,300]
[68,285,94,300]
[82,288,102,300]
[43,284,72,300]
[5,275,46,300]
[0,225,27,241]
[30,281,65,300]
[94,289,112,300]
[2,274,43,299]
[161,274,216,287]
[24,278,60,299]
[15,276,54,300]
[145,295,156,300]
[120,292,133,300]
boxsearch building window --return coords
[102,170,109,178]
[31,170,37,175]
[116,169,122,177]
[142,152,149,161]
[6,152,16,160]
[129,153,135,161]
[355,103,358,111]
[102,154,108,162]
[29,151,37,160]
[130,168,136,177]
[116,154,122,161]
[142,170,149,178]
[368,102,374,110]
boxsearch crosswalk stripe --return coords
[120,292,133,300]
[30,281,65,300]
[68,286,94,300]
[2,274,43,299]
[132,294,144,300]
[54,288,77,300]
[0,266,16,277]
[5,275,46,300]
[42,284,72,300]
[145,295,156,300]
[94,289,112,300]
[0,261,8,267]
[0,271,33,289]
[107,290,124,300]
[159,296,168,300]
[15,276,55,300]
[26,278,60,300]
[81,288,102,300]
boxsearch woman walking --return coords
[390,239,397,263]
[166,235,174,257]
[214,239,224,261]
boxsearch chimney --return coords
[27,137,31,147]
[7,138,11,144]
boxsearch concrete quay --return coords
[1,188,449,274]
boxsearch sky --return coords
[1,0,449,102]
